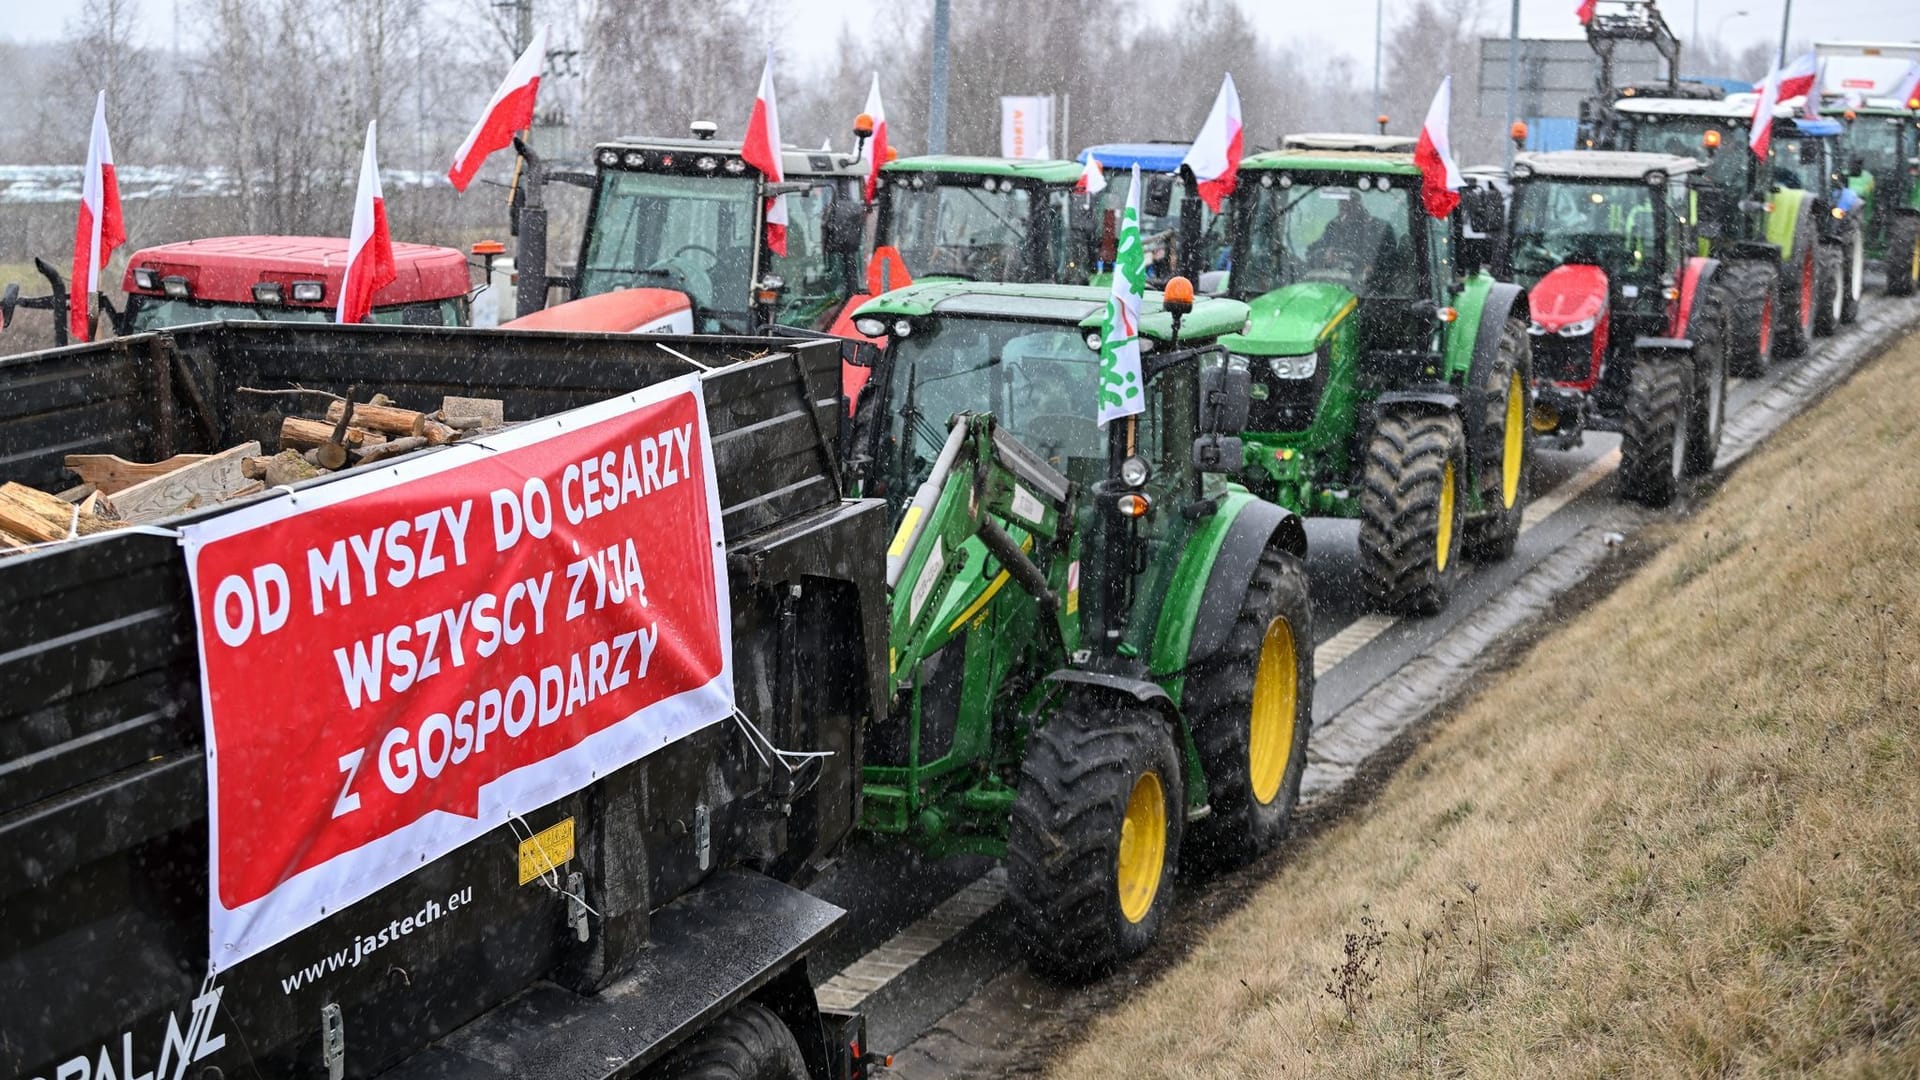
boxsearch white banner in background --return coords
[1000,96,1053,160]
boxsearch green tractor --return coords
[841,280,1315,976]
[1828,95,1920,297]
[1217,146,1533,615]
[873,156,1091,284]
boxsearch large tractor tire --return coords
[1724,259,1778,377]
[644,1002,807,1080]
[1840,229,1863,324]
[1888,214,1920,298]
[1775,212,1819,359]
[1814,242,1844,338]
[1009,699,1182,979]
[1183,546,1314,870]
[1358,409,1466,615]
[1618,348,1691,507]
[1462,316,1532,562]
[1683,284,1731,479]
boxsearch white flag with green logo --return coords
[1097,164,1147,427]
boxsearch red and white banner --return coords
[181,376,732,970]
[1415,76,1463,219]
[1750,65,1782,160]
[1181,73,1243,212]
[742,48,789,257]
[338,122,397,324]
[70,90,125,343]
[448,24,548,192]
[861,72,889,204]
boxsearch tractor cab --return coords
[507,125,868,334]
[872,156,1088,285]
[116,237,473,332]
[1825,95,1920,295]
[1076,142,1230,290]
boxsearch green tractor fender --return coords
[1460,279,1530,455]
[1147,491,1307,683]
[1042,669,1179,721]
[1765,188,1813,260]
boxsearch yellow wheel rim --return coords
[1436,460,1456,572]
[1116,771,1167,924]
[1911,237,1919,285]
[1502,370,1524,509]
[1249,618,1298,805]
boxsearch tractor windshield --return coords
[577,171,758,328]
[1617,116,1749,189]
[1846,114,1907,173]
[1509,179,1662,281]
[1769,135,1830,192]
[886,179,1069,282]
[1232,175,1422,300]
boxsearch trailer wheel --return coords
[1683,284,1730,479]
[1359,409,1466,615]
[646,1002,807,1080]
[1776,215,1817,359]
[1887,215,1920,298]
[1725,260,1777,377]
[1462,316,1532,562]
[1009,700,1182,980]
[1814,242,1844,337]
[1183,546,1313,870]
[1618,348,1690,507]
[1840,229,1863,324]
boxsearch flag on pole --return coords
[860,73,888,204]
[448,25,548,192]
[1750,64,1783,160]
[1181,73,1243,212]
[338,121,397,324]
[1576,0,1597,26]
[1801,57,1826,119]
[1097,165,1146,428]
[1759,51,1819,103]
[742,48,789,257]
[1414,76,1463,219]
[70,91,125,343]
[1075,156,1107,196]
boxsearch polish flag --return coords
[338,122,397,325]
[1750,64,1783,160]
[742,48,789,257]
[448,25,547,192]
[1757,51,1819,104]
[1414,76,1463,219]
[860,73,888,204]
[1181,73,1243,212]
[70,91,125,343]
[1576,0,1597,26]
[1076,156,1107,196]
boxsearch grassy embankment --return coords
[1052,329,1920,1077]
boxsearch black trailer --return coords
[0,323,888,1079]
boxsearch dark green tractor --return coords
[842,281,1315,976]
[1828,95,1920,297]
[1219,146,1534,615]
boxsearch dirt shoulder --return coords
[1046,329,1920,1079]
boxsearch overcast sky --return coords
[4,0,1916,78]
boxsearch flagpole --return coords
[1776,0,1792,67]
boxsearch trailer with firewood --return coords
[0,322,890,1080]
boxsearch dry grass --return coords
[1049,329,1920,1079]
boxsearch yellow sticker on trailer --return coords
[517,817,575,885]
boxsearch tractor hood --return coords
[1219,281,1356,356]
[1527,264,1608,334]
[502,288,695,334]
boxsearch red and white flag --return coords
[860,72,888,204]
[742,48,789,257]
[70,91,125,343]
[338,121,397,325]
[448,25,547,192]
[1414,76,1463,219]
[1893,62,1920,108]
[1576,0,1597,26]
[1076,156,1107,196]
[1181,73,1243,212]
[1750,64,1783,160]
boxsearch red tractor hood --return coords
[503,288,694,334]
[1527,264,1609,333]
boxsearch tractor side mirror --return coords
[1145,175,1174,218]
[824,194,866,257]
[1197,364,1251,434]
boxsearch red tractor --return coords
[119,236,474,331]
[1502,150,1731,506]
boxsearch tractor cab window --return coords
[1509,180,1661,282]
[1093,175,1226,285]
[1618,117,1749,190]
[578,170,758,330]
[1768,136,1827,191]
[888,178,1035,281]
[1846,116,1906,174]
[770,182,854,330]
[1233,176,1421,301]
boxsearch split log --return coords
[0,482,123,540]
[355,435,429,466]
[325,400,427,438]
[111,442,261,524]
[280,417,384,452]
[65,452,213,494]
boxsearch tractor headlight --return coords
[1557,317,1597,337]
[132,267,159,290]
[854,317,888,337]
[1119,455,1151,487]
[892,319,914,338]
[291,280,325,302]
[597,148,620,167]
[1267,353,1317,379]
[1527,321,1549,335]
[623,151,645,168]
[1086,331,1104,351]
[723,158,747,174]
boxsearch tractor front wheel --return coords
[1814,242,1844,337]
[1684,283,1731,478]
[643,1003,808,1080]
[1888,215,1920,298]
[1463,316,1532,562]
[1776,218,1818,359]
[1619,349,1691,507]
[1009,699,1183,980]
[1184,546,1314,870]
[1725,260,1778,377]
[1359,409,1466,615]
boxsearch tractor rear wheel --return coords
[1359,409,1466,615]
[1009,699,1182,979]
[1724,260,1777,377]
[1814,242,1844,337]
[1462,316,1532,562]
[1840,229,1863,324]
[1619,348,1691,507]
[1776,214,1818,359]
[644,1003,807,1080]
[1183,546,1314,870]
[1684,283,1730,478]
[1888,215,1920,298]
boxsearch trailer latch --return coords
[321,1002,346,1080]
[568,870,591,942]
